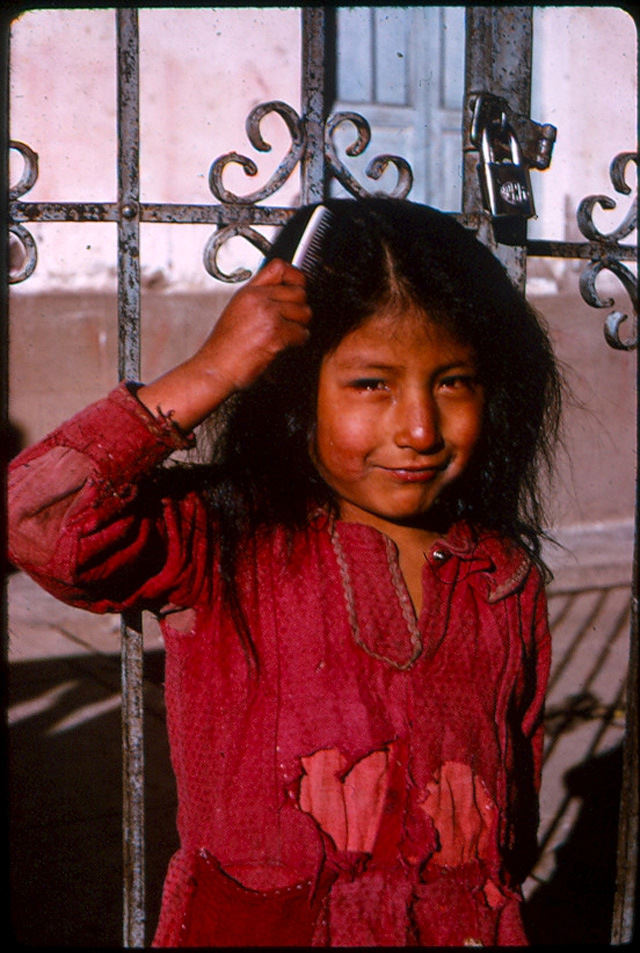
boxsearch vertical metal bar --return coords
[1,9,10,594]
[300,7,326,204]
[117,8,141,382]
[116,8,145,948]
[611,359,639,943]
[462,6,532,290]
[611,74,639,946]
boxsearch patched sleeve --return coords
[522,574,552,792]
[8,382,216,614]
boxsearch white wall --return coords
[9,6,637,293]
[9,7,301,291]
[530,6,637,291]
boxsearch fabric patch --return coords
[419,761,496,867]
[298,746,391,853]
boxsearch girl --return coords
[9,198,562,946]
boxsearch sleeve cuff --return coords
[44,381,196,487]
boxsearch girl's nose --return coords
[394,390,444,453]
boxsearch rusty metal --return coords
[116,9,145,949]
[208,101,306,207]
[9,20,415,290]
[462,7,533,289]
[576,152,638,351]
[324,111,413,199]
[608,153,639,941]
[611,543,638,943]
[301,7,326,203]
[527,154,638,353]
[8,141,38,282]
[468,90,557,170]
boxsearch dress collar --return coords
[310,512,533,605]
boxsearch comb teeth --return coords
[290,205,334,275]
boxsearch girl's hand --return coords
[137,259,310,431]
[194,258,311,392]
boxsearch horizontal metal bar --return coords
[11,201,120,221]
[10,201,299,226]
[142,204,296,225]
[10,201,637,261]
[527,239,637,261]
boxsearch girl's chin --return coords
[336,499,447,531]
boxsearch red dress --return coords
[8,384,551,946]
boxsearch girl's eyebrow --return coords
[437,361,479,374]
[335,358,398,371]
[335,356,479,374]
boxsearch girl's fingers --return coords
[278,303,312,327]
[267,283,309,307]
[252,257,306,288]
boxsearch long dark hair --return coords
[168,198,563,661]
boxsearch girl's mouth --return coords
[382,465,445,483]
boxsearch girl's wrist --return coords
[137,352,240,431]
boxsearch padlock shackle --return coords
[481,120,523,166]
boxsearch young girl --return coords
[9,198,562,947]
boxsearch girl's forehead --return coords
[342,305,471,356]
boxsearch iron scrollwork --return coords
[203,100,413,281]
[202,224,274,284]
[324,112,413,200]
[203,101,305,282]
[9,140,39,283]
[577,152,638,351]
[208,101,305,207]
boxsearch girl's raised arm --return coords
[138,258,310,431]
[8,258,310,613]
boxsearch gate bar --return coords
[611,358,639,944]
[116,9,145,948]
[300,7,326,203]
[462,6,532,291]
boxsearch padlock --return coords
[477,123,535,219]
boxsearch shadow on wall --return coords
[3,419,25,461]
[8,646,622,946]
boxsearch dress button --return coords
[431,548,449,563]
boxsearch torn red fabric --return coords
[8,384,551,946]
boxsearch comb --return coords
[290,204,333,275]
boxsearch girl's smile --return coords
[312,307,484,537]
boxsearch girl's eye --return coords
[350,378,387,392]
[439,374,478,393]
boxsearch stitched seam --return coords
[330,530,422,671]
[383,535,423,665]
[330,530,361,644]
[488,558,530,603]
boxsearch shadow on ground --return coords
[8,649,177,948]
[8,650,623,946]
[522,744,622,945]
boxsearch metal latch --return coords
[467,91,557,230]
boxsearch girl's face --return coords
[312,307,484,533]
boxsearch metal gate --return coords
[6,7,637,946]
